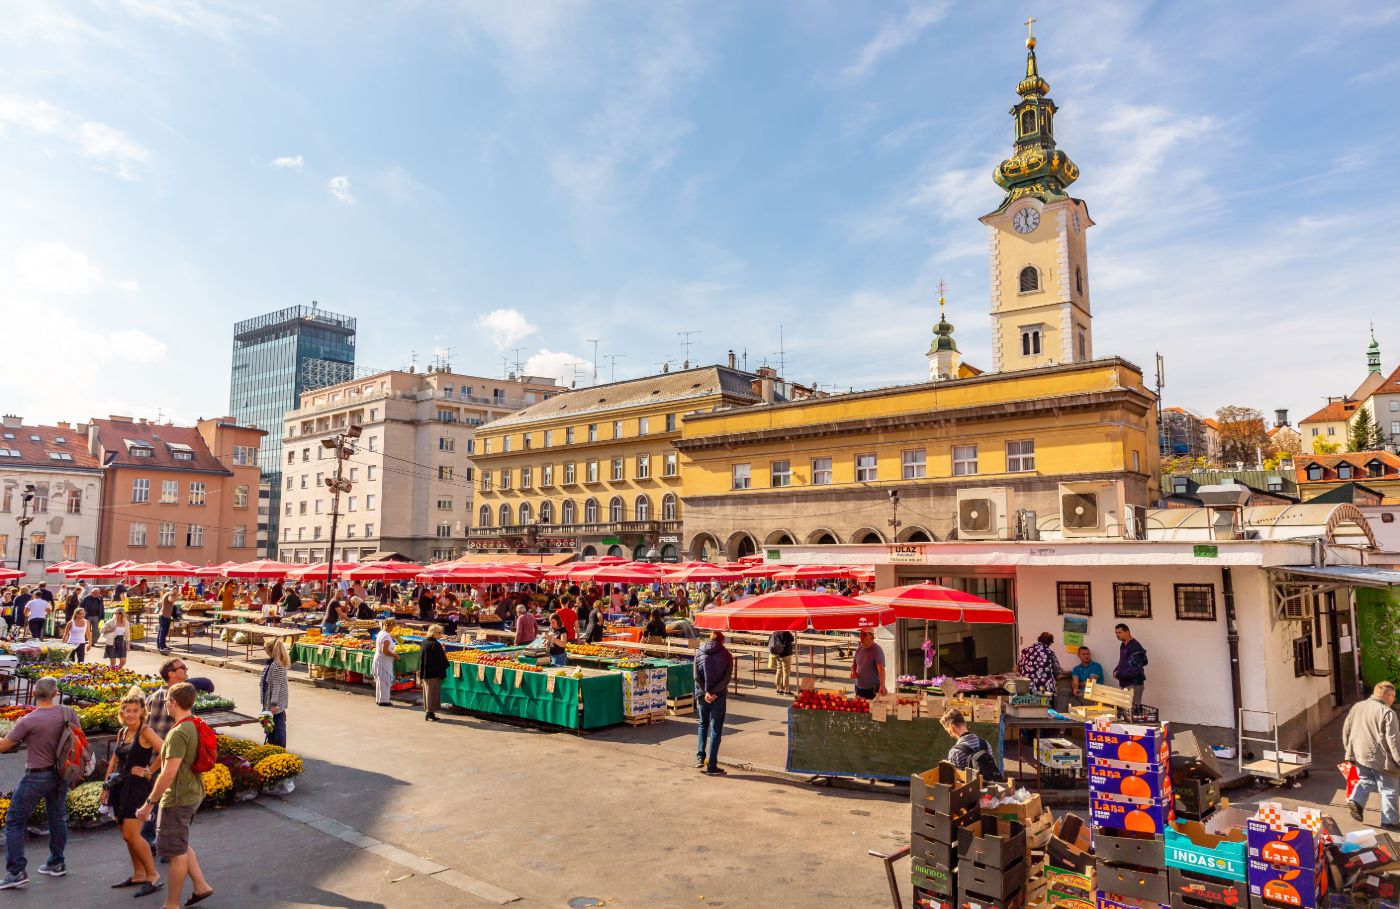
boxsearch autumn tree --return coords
[1312,437,1341,455]
[1214,405,1269,466]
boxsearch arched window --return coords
[1078,330,1087,360]
[634,495,651,521]
[1019,266,1040,293]
[561,500,576,524]
[609,496,624,523]
[1075,266,1083,296]
[1021,329,1042,357]
[1020,109,1035,135]
[479,505,491,528]
[518,502,532,525]
[584,498,599,524]
[498,503,512,527]
[661,493,678,521]
[538,501,553,524]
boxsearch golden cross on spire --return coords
[936,279,948,314]
[1025,16,1036,38]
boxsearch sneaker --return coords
[37,861,65,877]
[705,767,728,776]
[1349,800,1364,822]
[0,872,27,889]
[695,757,705,769]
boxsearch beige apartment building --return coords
[0,416,103,581]
[277,368,562,563]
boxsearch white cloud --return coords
[524,349,591,385]
[477,308,538,349]
[842,1,951,80]
[0,94,148,180]
[115,0,276,40]
[328,175,355,204]
[14,243,104,296]
[270,155,304,171]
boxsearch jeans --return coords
[1352,765,1399,827]
[267,710,287,748]
[26,619,44,639]
[550,653,568,667]
[5,770,67,875]
[321,622,339,636]
[696,695,727,771]
[157,615,172,651]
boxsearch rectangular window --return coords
[1113,582,1152,619]
[855,453,877,482]
[285,502,292,516]
[587,424,598,442]
[347,496,357,512]
[952,445,978,476]
[299,501,308,515]
[544,430,553,448]
[523,433,532,449]
[613,420,623,439]
[771,460,792,487]
[439,437,455,452]
[189,482,206,506]
[1292,636,1315,677]
[367,465,376,481]
[665,413,677,432]
[542,464,554,485]
[186,524,204,547]
[638,416,649,435]
[367,435,378,451]
[158,523,176,546]
[28,533,44,561]
[1057,581,1092,616]
[437,497,453,511]
[314,500,323,514]
[634,454,649,479]
[611,457,624,481]
[732,463,751,490]
[365,495,376,510]
[286,476,293,491]
[565,462,577,484]
[438,465,454,481]
[812,457,833,485]
[32,486,48,512]
[1006,440,1036,472]
[160,480,178,504]
[63,535,78,561]
[504,435,513,453]
[233,445,256,466]
[287,450,296,464]
[129,522,148,546]
[66,490,82,514]
[232,526,247,548]
[364,523,374,537]
[586,460,599,483]
[520,466,532,488]
[233,485,249,508]
[1392,421,1400,436]
[663,453,678,477]
[565,427,575,444]
[901,449,926,480]
[499,469,511,490]
[1392,401,1399,412]
[1174,583,1217,621]
[133,479,150,503]
[300,475,307,489]
[436,523,452,538]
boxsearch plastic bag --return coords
[1338,761,1359,800]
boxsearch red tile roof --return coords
[1373,364,1400,396]
[0,423,100,470]
[89,418,230,475]
[1296,450,1400,484]
[1300,399,1357,424]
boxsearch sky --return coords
[2,0,1398,430]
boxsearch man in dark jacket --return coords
[694,631,733,776]
[1113,623,1148,708]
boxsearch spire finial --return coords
[1025,16,1037,48]
[937,278,948,318]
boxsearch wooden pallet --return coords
[624,713,663,727]
[666,695,695,716]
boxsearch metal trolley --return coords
[1238,707,1312,786]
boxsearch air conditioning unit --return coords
[1058,480,1126,538]
[956,487,1015,540]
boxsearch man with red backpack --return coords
[136,682,215,907]
[0,676,81,889]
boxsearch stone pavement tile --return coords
[430,868,521,905]
[366,842,448,875]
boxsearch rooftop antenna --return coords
[678,330,702,369]
[509,347,526,378]
[586,338,601,385]
[741,348,748,371]
[569,363,587,389]
[655,359,674,374]
[604,354,626,382]
[772,324,786,378]
[409,349,418,373]
[437,346,456,372]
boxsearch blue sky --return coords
[3,1,1398,430]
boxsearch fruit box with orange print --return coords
[1089,760,1171,801]
[1085,723,1172,768]
[1247,859,1327,909]
[1091,795,1174,835]
[1247,821,1326,871]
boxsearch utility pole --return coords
[14,484,36,573]
[887,488,902,542]
[587,339,601,385]
[322,425,361,591]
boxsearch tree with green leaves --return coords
[1312,437,1341,455]
[1348,408,1386,452]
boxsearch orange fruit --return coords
[1116,740,1149,763]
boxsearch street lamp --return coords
[322,425,361,592]
[14,484,36,573]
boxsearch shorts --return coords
[155,803,198,858]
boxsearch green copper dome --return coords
[988,34,1078,213]
[927,301,959,355]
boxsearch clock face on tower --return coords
[1012,207,1040,234]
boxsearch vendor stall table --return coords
[786,709,1002,782]
[216,609,267,622]
[439,662,623,730]
[290,641,421,676]
[1000,714,1084,791]
[525,652,696,699]
[213,624,306,662]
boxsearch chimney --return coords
[662,363,669,373]
[727,350,736,369]
[756,366,778,403]
[56,421,70,430]
[0,415,21,428]
[1274,408,1289,428]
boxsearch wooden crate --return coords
[667,694,695,716]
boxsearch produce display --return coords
[296,631,421,655]
[15,663,234,712]
[445,650,541,672]
[793,691,871,713]
[565,643,613,657]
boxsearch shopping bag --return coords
[1338,761,1359,799]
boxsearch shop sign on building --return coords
[887,544,927,563]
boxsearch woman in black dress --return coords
[104,689,163,896]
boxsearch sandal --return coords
[134,880,164,898]
[112,878,143,888]
[185,889,214,906]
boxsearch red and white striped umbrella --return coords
[126,561,198,577]
[0,567,23,581]
[193,561,239,577]
[45,560,75,574]
[287,561,359,580]
[662,564,744,583]
[70,560,140,579]
[225,559,295,579]
[344,562,424,581]
[419,564,539,584]
[694,589,895,632]
[858,583,1015,624]
[570,562,668,584]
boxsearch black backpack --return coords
[951,734,1003,783]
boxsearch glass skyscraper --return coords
[229,304,356,554]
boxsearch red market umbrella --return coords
[694,589,895,632]
[662,564,743,583]
[69,560,139,580]
[859,583,1015,623]
[0,568,24,581]
[126,561,197,577]
[571,562,668,584]
[740,564,790,578]
[56,561,95,575]
[45,560,75,574]
[194,561,238,577]
[288,561,359,580]
[771,565,856,582]
[419,565,538,584]
[345,562,425,581]
[226,559,295,579]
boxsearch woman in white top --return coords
[24,594,51,640]
[62,606,92,662]
[104,609,130,667]
[372,618,398,707]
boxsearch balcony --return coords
[467,520,681,540]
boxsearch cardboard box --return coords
[1248,859,1328,909]
[959,884,1028,909]
[1090,761,1171,802]
[1048,872,1096,902]
[1024,809,1055,852]
[1071,704,1120,721]
[914,888,958,909]
[1095,892,1168,909]
[913,833,959,870]
[974,698,1005,724]
[1165,816,1249,882]
[1085,722,1172,766]
[1047,891,1096,909]
[1048,815,1097,877]
[1330,834,1398,883]
[1095,829,1166,869]
[914,763,983,815]
[1351,864,1399,902]
[1039,737,1085,769]
[1090,796,1174,836]
[1095,862,1171,905]
[1247,820,1326,871]
[960,856,1029,899]
[1171,779,1220,820]
[913,859,959,897]
[959,817,1029,869]
[914,802,982,845]
[988,791,1046,827]
[1166,866,1248,907]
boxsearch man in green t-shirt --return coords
[136,682,213,907]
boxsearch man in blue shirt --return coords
[1113,623,1149,708]
[1068,646,1105,706]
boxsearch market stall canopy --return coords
[0,568,24,581]
[859,583,1015,623]
[356,551,410,562]
[694,589,896,632]
[344,562,424,581]
[45,560,75,574]
[193,561,238,577]
[69,560,140,579]
[739,564,791,578]
[226,559,295,579]
[287,561,359,580]
[418,565,538,583]
[570,562,669,583]
[662,564,744,582]
[55,561,95,575]
[771,565,856,581]
[126,561,198,577]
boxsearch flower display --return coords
[200,763,233,801]
[218,754,262,793]
[254,753,304,784]
[65,782,105,824]
[79,702,121,733]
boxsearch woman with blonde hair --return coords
[61,606,92,662]
[103,607,130,668]
[260,636,291,747]
[103,687,163,896]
